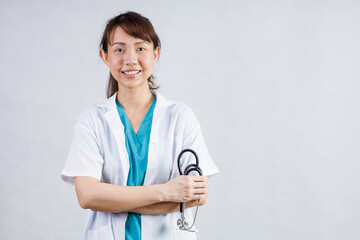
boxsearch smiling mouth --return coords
[121,70,141,75]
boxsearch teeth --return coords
[124,70,140,75]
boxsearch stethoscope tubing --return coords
[177,149,202,232]
[177,149,203,176]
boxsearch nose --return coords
[123,48,138,65]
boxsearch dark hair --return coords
[100,11,161,98]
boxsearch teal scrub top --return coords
[116,95,157,240]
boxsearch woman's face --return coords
[100,26,160,90]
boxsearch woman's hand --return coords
[163,176,208,202]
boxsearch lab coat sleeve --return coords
[61,109,104,185]
[181,107,219,177]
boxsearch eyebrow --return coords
[111,41,149,46]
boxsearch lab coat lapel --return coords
[102,93,129,185]
[144,91,171,185]
[144,111,158,185]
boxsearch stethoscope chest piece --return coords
[177,217,189,229]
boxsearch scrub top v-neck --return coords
[116,95,157,240]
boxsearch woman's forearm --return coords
[75,176,167,212]
[130,194,207,215]
[74,175,208,213]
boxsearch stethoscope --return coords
[176,149,203,233]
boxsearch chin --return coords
[119,79,148,90]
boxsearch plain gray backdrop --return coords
[1,0,360,239]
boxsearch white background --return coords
[1,0,360,239]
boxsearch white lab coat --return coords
[61,91,219,240]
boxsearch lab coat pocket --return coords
[173,227,197,240]
[85,225,114,240]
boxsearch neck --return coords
[116,84,154,111]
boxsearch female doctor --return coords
[61,11,219,240]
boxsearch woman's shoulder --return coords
[78,94,117,119]
[75,101,111,128]
[156,92,192,115]
[156,94,202,130]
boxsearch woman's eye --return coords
[137,47,145,51]
[115,49,124,52]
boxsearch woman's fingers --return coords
[190,177,208,198]
[189,175,208,182]
[165,175,208,202]
[193,181,207,189]
[193,187,207,194]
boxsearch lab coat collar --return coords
[96,90,173,110]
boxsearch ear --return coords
[99,49,110,66]
[153,46,160,63]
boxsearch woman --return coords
[61,11,219,240]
